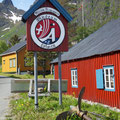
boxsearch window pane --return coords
[106,69,108,75]
[13,59,16,67]
[75,75,77,80]
[106,82,109,88]
[3,60,5,64]
[72,71,74,76]
[73,76,74,81]
[110,76,113,81]
[110,69,113,75]
[10,60,12,68]
[75,71,77,76]
[106,76,109,81]
[73,81,74,85]
[111,82,114,88]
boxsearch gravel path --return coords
[0,76,13,120]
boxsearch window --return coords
[10,59,12,68]
[3,60,5,64]
[71,69,78,88]
[13,58,16,67]
[9,58,16,68]
[96,66,115,92]
[104,66,115,91]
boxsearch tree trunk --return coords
[43,60,46,78]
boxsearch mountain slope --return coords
[0,0,120,45]
[0,0,25,42]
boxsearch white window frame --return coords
[13,58,16,67]
[104,66,115,91]
[71,69,78,88]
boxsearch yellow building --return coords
[0,41,50,74]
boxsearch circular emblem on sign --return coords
[31,14,65,49]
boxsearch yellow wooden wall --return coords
[2,53,17,72]
[17,47,50,72]
[2,46,50,73]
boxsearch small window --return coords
[10,59,12,68]
[3,60,5,64]
[13,58,16,67]
[71,69,78,88]
[104,66,115,91]
[24,57,32,67]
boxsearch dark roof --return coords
[52,18,120,64]
[0,41,26,56]
[22,0,72,23]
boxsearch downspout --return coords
[16,52,18,74]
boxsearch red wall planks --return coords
[54,52,120,108]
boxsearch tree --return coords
[0,41,8,64]
[8,34,20,47]
[25,51,57,78]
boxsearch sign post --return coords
[58,52,62,105]
[34,52,38,109]
[22,0,72,107]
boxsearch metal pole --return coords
[58,52,62,105]
[82,0,85,27]
[34,52,38,109]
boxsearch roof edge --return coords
[0,51,16,57]
[22,0,46,23]
[16,44,26,53]
[22,0,72,23]
[0,42,26,57]
[51,50,120,64]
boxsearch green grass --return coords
[6,93,120,120]
[0,73,54,79]
[0,67,2,73]
[7,93,78,120]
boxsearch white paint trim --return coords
[34,7,60,16]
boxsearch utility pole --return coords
[82,0,85,27]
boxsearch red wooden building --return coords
[52,18,120,108]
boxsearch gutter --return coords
[16,52,18,74]
[0,51,16,57]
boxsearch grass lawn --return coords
[0,67,2,73]
[0,72,54,79]
[6,93,120,120]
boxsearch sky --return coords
[0,0,36,11]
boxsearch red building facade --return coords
[52,18,120,108]
[54,52,120,108]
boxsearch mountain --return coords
[0,0,25,42]
[63,0,120,46]
[0,0,24,26]
[2,0,14,7]
[0,0,120,46]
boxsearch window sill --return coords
[105,88,115,92]
[72,85,78,88]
